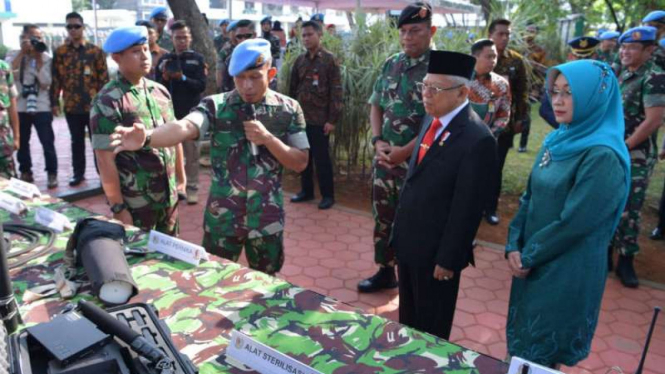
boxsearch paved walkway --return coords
[24,117,665,373]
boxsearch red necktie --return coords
[417,118,443,164]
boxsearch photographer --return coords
[156,21,206,204]
[6,24,58,188]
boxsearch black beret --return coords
[428,51,476,80]
[397,2,432,28]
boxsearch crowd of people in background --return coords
[0,2,664,370]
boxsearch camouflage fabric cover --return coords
[90,76,179,235]
[0,60,18,178]
[494,48,530,133]
[652,45,665,71]
[0,178,507,374]
[157,31,174,52]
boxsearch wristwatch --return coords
[371,135,383,146]
[110,203,127,214]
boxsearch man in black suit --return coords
[391,51,497,340]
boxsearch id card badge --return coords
[84,65,91,76]
[488,102,496,113]
[312,73,319,87]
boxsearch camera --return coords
[21,85,39,113]
[30,37,47,53]
[164,58,182,74]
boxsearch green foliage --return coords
[0,45,8,60]
[71,0,91,12]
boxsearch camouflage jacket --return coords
[157,31,174,51]
[51,40,109,114]
[0,60,17,158]
[262,32,282,60]
[213,34,229,53]
[90,76,178,210]
[289,47,343,126]
[369,50,429,152]
[494,48,530,130]
[469,72,511,137]
[597,50,621,73]
[188,89,309,239]
[218,44,236,93]
[653,46,665,71]
[619,60,665,151]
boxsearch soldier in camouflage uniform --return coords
[597,31,621,73]
[217,20,255,93]
[213,19,230,53]
[90,26,183,235]
[357,2,434,293]
[110,39,310,275]
[150,7,173,51]
[643,11,665,70]
[0,60,20,179]
[611,26,665,288]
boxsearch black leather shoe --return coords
[290,192,314,203]
[650,227,664,240]
[318,197,335,210]
[615,254,639,288]
[358,266,398,293]
[68,175,85,186]
[485,212,500,225]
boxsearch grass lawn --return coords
[502,106,665,212]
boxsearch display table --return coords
[1,178,508,374]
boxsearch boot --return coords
[47,174,58,189]
[615,254,639,288]
[357,266,398,293]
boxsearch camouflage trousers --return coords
[613,147,657,256]
[372,163,408,266]
[202,231,284,275]
[0,155,16,179]
[128,201,179,236]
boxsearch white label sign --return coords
[35,207,72,233]
[508,357,563,374]
[0,192,27,215]
[7,178,41,199]
[226,330,323,374]
[147,230,209,266]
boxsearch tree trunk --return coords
[167,0,217,95]
[479,0,491,23]
[603,0,624,32]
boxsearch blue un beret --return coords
[643,10,665,24]
[261,16,272,24]
[599,31,620,41]
[219,19,229,27]
[229,39,271,77]
[103,26,148,54]
[311,13,325,23]
[660,39,665,48]
[150,6,168,20]
[619,26,658,44]
[227,20,240,33]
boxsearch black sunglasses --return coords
[66,24,83,30]
[236,33,253,40]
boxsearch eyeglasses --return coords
[236,33,253,40]
[66,24,83,30]
[416,82,463,95]
[548,88,573,99]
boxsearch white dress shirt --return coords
[434,99,469,140]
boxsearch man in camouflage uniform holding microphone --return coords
[0,60,19,179]
[110,39,310,275]
[90,26,185,235]
[358,2,435,293]
[611,26,665,288]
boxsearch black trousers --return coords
[65,112,94,177]
[17,112,57,174]
[487,132,513,213]
[519,117,531,149]
[398,262,461,340]
[300,125,334,199]
[657,176,665,230]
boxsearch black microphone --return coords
[244,103,260,161]
[0,224,21,334]
[78,300,173,370]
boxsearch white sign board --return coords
[7,178,41,199]
[147,230,209,266]
[226,330,323,374]
[0,192,28,215]
[508,357,563,374]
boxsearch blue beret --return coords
[311,13,325,22]
[619,26,657,44]
[643,10,665,24]
[261,16,272,24]
[103,26,148,54]
[149,6,168,20]
[660,39,665,48]
[227,20,239,32]
[599,31,620,41]
[229,39,271,77]
[219,19,229,27]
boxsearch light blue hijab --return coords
[543,60,630,231]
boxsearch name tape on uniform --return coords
[7,177,41,199]
[0,191,28,215]
[508,357,563,374]
[226,330,323,374]
[35,207,72,233]
[147,230,209,266]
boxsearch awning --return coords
[257,0,480,14]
